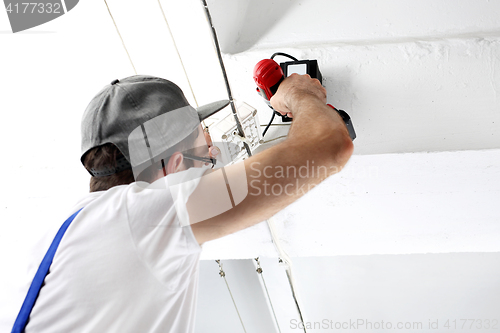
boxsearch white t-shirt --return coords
[24,166,209,333]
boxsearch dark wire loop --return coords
[262,111,276,138]
[270,52,298,62]
[262,52,298,138]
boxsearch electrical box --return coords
[209,102,261,164]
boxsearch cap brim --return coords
[196,100,230,121]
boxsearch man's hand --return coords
[270,73,327,118]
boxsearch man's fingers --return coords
[270,73,329,117]
[276,109,293,118]
[209,146,220,158]
[270,95,290,116]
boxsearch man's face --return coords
[190,125,209,168]
[181,124,219,169]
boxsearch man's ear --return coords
[167,152,184,174]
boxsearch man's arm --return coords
[187,74,354,244]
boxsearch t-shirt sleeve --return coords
[125,166,210,289]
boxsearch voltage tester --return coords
[253,52,356,141]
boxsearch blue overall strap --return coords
[11,207,84,333]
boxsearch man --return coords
[17,74,353,332]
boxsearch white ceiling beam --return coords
[201,148,500,259]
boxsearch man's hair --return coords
[83,128,199,192]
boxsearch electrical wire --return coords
[260,124,290,127]
[262,111,276,138]
[262,135,288,144]
[199,2,253,329]
[216,260,247,333]
[271,52,299,61]
[200,0,251,157]
[261,52,299,138]
[266,217,307,333]
[157,0,200,109]
[255,258,282,333]
[103,0,137,75]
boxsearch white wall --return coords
[196,254,500,333]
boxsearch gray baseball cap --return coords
[81,75,229,177]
